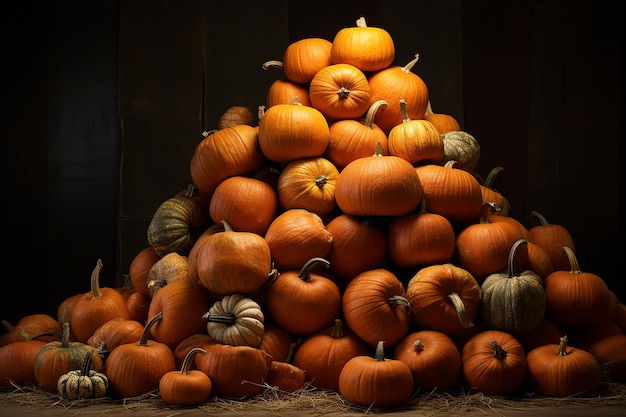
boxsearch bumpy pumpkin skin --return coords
[204,294,265,348]
[440,130,481,172]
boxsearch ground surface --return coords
[1,384,625,417]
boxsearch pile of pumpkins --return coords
[2,17,626,410]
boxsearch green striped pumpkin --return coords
[441,130,480,171]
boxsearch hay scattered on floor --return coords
[1,380,625,415]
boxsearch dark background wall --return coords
[2,0,622,324]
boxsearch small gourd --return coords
[57,350,109,399]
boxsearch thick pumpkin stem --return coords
[330,318,345,338]
[60,321,71,348]
[140,312,163,347]
[315,175,328,188]
[90,259,104,299]
[399,99,410,123]
[356,16,367,27]
[374,340,386,362]
[298,257,330,281]
[373,141,384,157]
[562,246,580,274]
[81,350,94,376]
[180,347,206,375]
[220,219,234,232]
[364,100,388,129]
[337,86,350,100]
[261,60,284,71]
[402,53,420,74]
[258,105,266,120]
[388,295,412,318]
[202,312,236,325]
[478,202,500,224]
[530,210,551,227]
[447,292,474,328]
[412,339,425,353]
[490,341,508,359]
[506,239,528,278]
[484,167,505,189]
[556,335,569,356]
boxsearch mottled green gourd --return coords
[440,130,480,172]
[480,239,546,334]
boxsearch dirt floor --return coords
[1,383,625,417]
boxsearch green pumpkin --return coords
[480,239,547,334]
[147,184,211,257]
[441,130,480,171]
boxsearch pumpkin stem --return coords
[90,259,104,299]
[374,340,386,362]
[562,246,581,274]
[424,100,434,116]
[556,335,569,356]
[329,318,345,338]
[80,350,94,376]
[363,100,388,129]
[315,175,328,188]
[356,16,367,27]
[140,312,163,347]
[447,292,474,328]
[298,257,330,281]
[261,60,284,71]
[1,320,13,333]
[399,99,410,123]
[220,219,234,232]
[180,347,206,375]
[202,312,236,325]
[478,202,499,224]
[60,321,71,348]
[387,295,412,318]
[337,86,350,100]
[402,53,420,74]
[484,167,505,190]
[373,141,384,157]
[506,239,528,278]
[530,210,551,227]
[443,160,458,169]
[258,105,266,120]
[490,340,508,359]
[412,339,425,353]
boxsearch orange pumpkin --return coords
[387,99,444,166]
[281,37,333,84]
[264,209,333,270]
[159,347,212,405]
[543,246,612,328]
[104,312,177,398]
[342,268,411,348]
[393,330,461,393]
[276,156,339,218]
[309,63,370,120]
[405,263,481,337]
[367,54,429,133]
[191,220,273,295]
[331,17,395,72]
[455,203,528,281]
[461,330,527,396]
[86,317,144,355]
[339,340,413,408]
[423,101,461,134]
[209,174,278,236]
[70,260,132,343]
[264,78,312,108]
[146,252,191,297]
[325,99,389,170]
[0,314,61,347]
[128,246,161,297]
[526,335,602,397]
[527,210,576,271]
[335,142,423,217]
[386,196,456,268]
[265,257,341,336]
[324,213,387,281]
[414,160,483,225]
[292,318,369,392]
[0,339,48,387]
[189,124,266,195]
